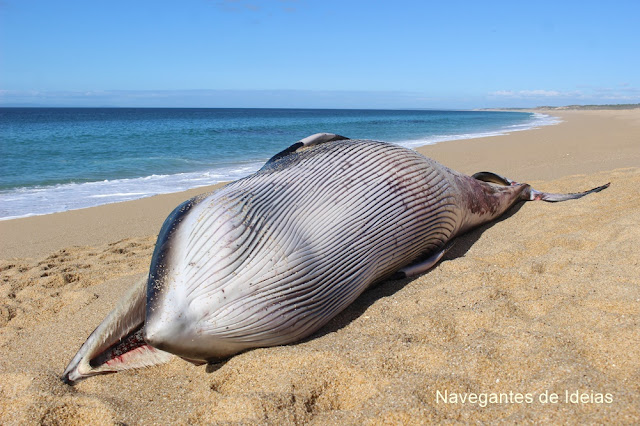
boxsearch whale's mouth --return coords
[63,322,173,385]
[62,321,172,385]
[61,278,174,386]
[88,325,151,368]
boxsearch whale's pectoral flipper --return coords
[395,249,446,279]
[298,132,350,147]
[472,171,516,186]
[262,133,349,169]
[392,241,457,280]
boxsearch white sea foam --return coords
[0,113,560,221]
[0,161,266,220]
[394,113,561,148]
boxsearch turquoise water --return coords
[0,108,558,219]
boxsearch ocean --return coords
[0,108,559,220]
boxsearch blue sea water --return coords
[0,108,559,220]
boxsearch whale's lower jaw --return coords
[61,277,174,385]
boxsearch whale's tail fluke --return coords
[525,183,610,202]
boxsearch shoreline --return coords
[1,109,639,424]
[0,110,551,222]
[2,109,639,260]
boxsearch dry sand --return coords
[0,109,638,424]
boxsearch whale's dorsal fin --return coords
[262,133,349,170]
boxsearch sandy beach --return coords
[1,109,638,424]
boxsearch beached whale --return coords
[62,133,608,384]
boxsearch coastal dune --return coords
[1,110,638,424]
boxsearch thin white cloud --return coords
[3,87,637,108]
[488,87,640,102]
[0,88,431,108]
[488,89,576,98]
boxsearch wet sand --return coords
[1,109,638,424]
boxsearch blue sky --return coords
[1,0,639,108]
